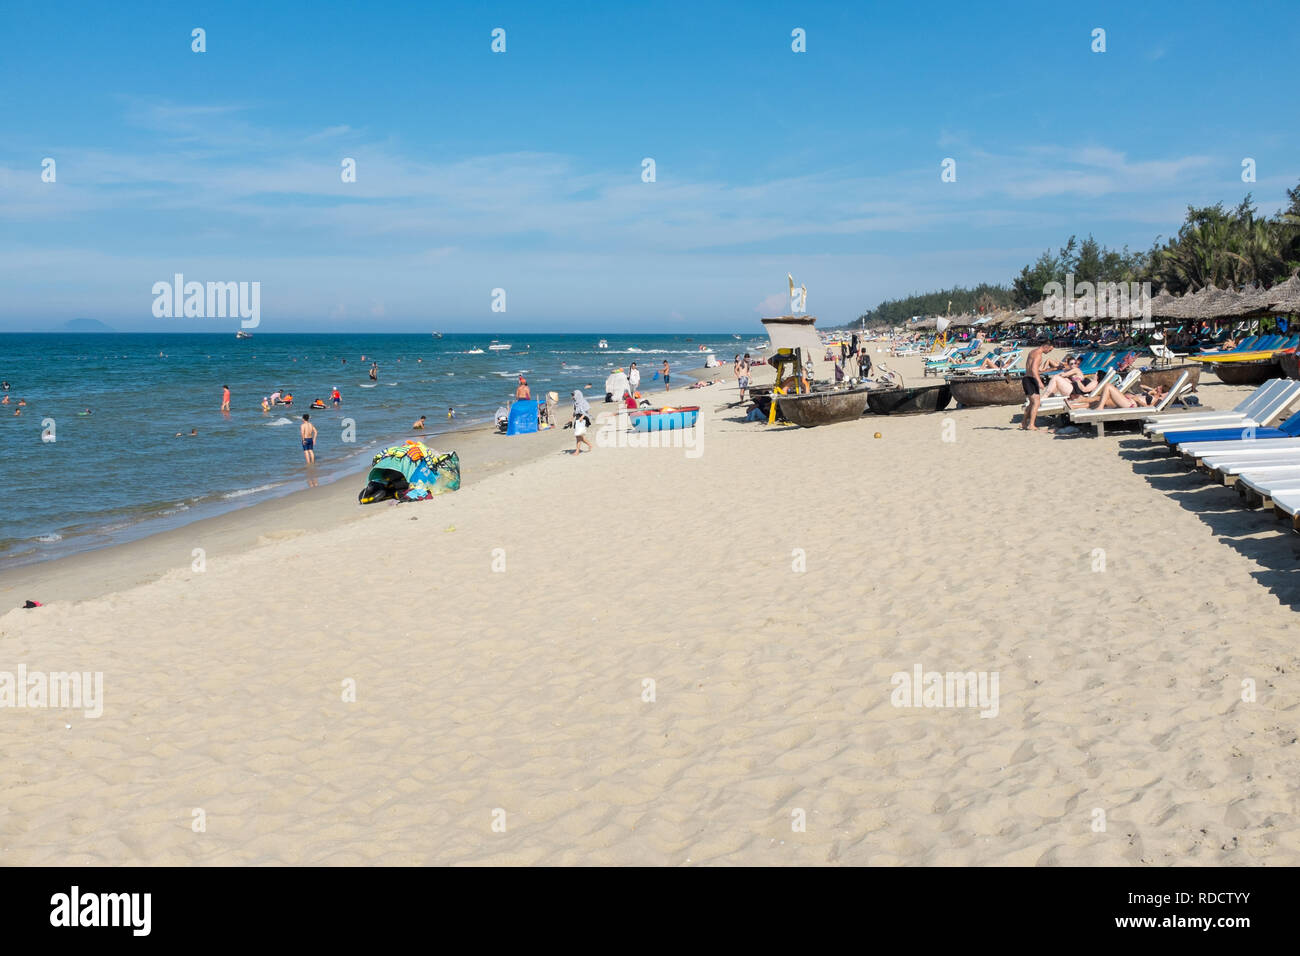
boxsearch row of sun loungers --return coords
[1131,379,1300,532]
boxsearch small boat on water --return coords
[865,383,952,415]
[597,339,609,349]
[488,341,512,351]
[236,330,253,339]
[432,331,443,338]
[776,387,872,426]
[947,373,1026,407]
[466,348,485,355]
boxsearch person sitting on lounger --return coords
[1042,357,1100,399]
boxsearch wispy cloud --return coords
[0,98,1287,326]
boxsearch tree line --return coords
[847,180,1300,329]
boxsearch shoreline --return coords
[0,368,709,607]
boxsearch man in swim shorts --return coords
[1020,342,1055,432]
[300,413,317,464]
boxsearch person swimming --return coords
[311,399,327,409]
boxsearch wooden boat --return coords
[865,383,952,415]
[776,388,871,426]
[1138,363,1201,391]
[1280,352,1300,380]
[1210,357,1281,386]
[947,374,1025,407]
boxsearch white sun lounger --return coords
[1210,458,1300,485]
[1178,436,1300,461]
[1069,371,1192,437]
[1143,379,1299,437]
[1236,474,1300,503]
[1268,489,1300,530]
[1196,443,1300,473]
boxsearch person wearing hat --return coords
[331,386,342,407]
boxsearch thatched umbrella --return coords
[1219,283,1272,319]
[1266,273,1300,315]
[1149,286,1180,320]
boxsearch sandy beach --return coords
[3,353,1298,866]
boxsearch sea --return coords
[0,332,765,569]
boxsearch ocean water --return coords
[0,332,763,568]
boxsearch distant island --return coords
[57,318,117,332]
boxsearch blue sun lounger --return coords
[1163,410,1300,448]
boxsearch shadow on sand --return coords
[1116,438,1300,609]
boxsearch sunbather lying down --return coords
[1042,368,1101,399]
[1067,383,1166,410]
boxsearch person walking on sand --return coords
[300,413,317,464]
[737,354,751,402]
[572,390,593,454]
[661,360,670,391]
[221,384,231,411]
[1020,342,1056,432]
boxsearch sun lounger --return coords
[1069,371,1192,437]
[1191,439,1300,467]
[1207,456,1300,485]
[1268,489,1300,531]
[1164,408,1300,450]
[1235,474,1300,506]
[1143,379,1299,437]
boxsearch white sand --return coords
[2,355,1298,865]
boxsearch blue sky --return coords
[1,0,1297,331]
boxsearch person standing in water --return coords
[221,384,230,411]
[300,413,317,464]
[369,363,378,381]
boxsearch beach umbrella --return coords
[1149,286,1180,320]
[1219,283,1272,319]
[1266,273,1300,315]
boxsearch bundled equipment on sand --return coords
[358,441,461,503]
